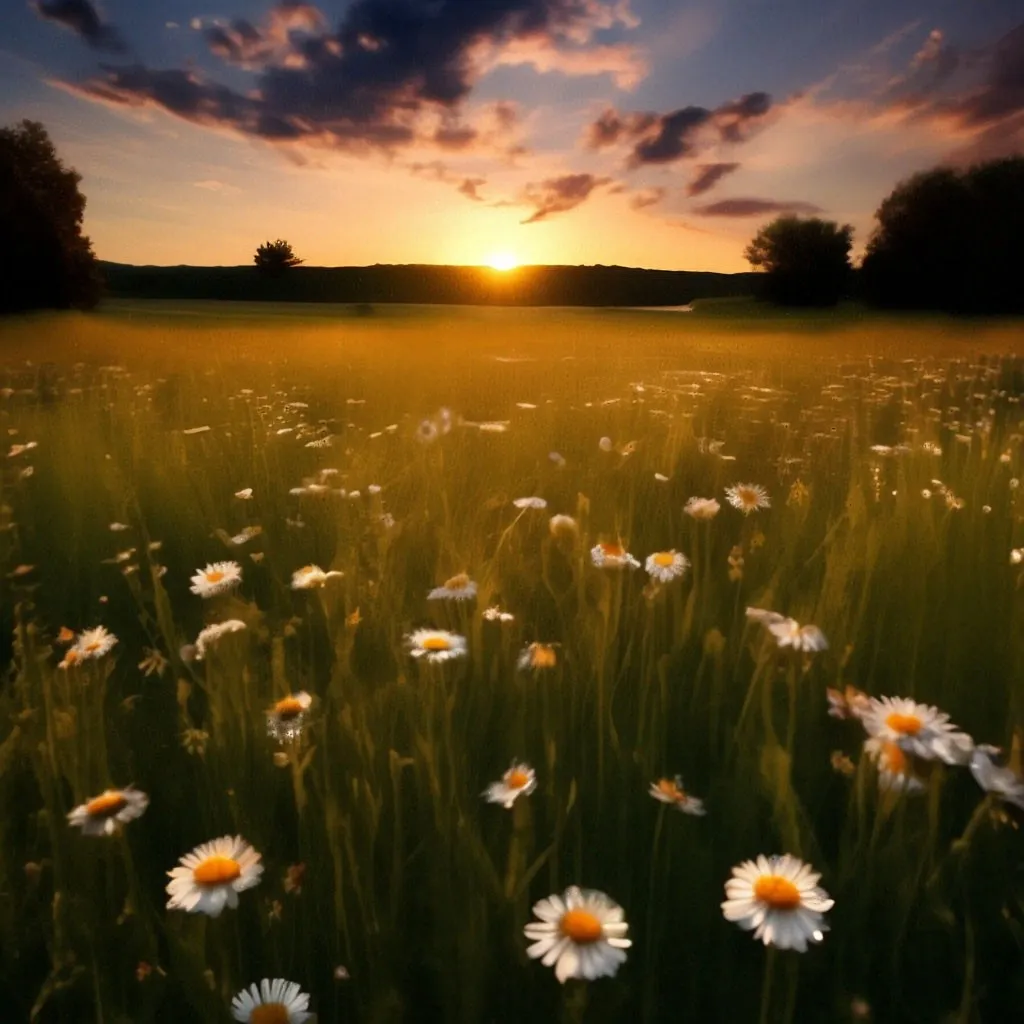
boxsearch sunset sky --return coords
[3,0,1022,272]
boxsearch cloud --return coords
[686,161,739,196]
[484,37,647,89]
[33,0,126,53]
[948,21,1024,128]
[628,186,665,209]
[585,92,774,167]
[520,172,610,223]
[193,179,241,193]
[458,177,487,200]
[692,198,822,218]
[63,0,638,156]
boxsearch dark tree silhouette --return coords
[254,239,303,277]
[0,119,100,313]
[744,216,853,306]
[861,157,1024,314]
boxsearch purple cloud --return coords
[33,0,126,53]
[520,173,611,223]
[686,162,740,197]
[692,198,822,217]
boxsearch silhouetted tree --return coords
[861,157,1024,314]
[254,239,303,277]
[744,216,853,306]
[0,119,100,313]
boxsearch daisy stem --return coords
[758,947,777,1024]
[642,805,667,1021]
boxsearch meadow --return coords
[1,300,1024,1023]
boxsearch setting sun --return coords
[487,252,519,271]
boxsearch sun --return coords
[487,252,519,271]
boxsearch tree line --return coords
[1,119,1022,315]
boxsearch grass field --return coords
[2,300,1024,1023]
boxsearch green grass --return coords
[1,303,1024,1023]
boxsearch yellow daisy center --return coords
[880,741,909,774]
[560,909,604,944]
[600,542,625,557]
[737,488,759,507]
[507,770,531,790]
[250,1005,290,1024]
[753,875,802,910]
[205,571,225,584]
[274,697,305,719]
[885,712,923,735]
[84,641,102,652]
[86,792,127,817]
[653,552,676,568]
[421,636,451,652]
[655,779,682,800]
[193,855,242,886]
[443,573,470,590]
[530,645,557,668]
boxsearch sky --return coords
[2,0,1022,272]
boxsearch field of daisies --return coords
[1,302,1024,1023]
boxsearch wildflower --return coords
[766,618,828,652]
[549,451,567,467]
[138,648,169,678]
[290,565,343,590]
[407,629,468,664]
[1011,549,1023,566]
[727,545,744,581]
[230,979,312,1024]
[228,526,262,546]
[654,473,669,482]
[181,728,209,756]
[513,496,547,510]
[483,606,515,623]
[416,419,439,444]
[598,436,614,452]
[67,786,149,836]
[266,692,313,743]
[109,522,130,532]
[182,426,211,435]
[969,745,1024,810]
[683,496,721,520]
[860,696,973,765]
[483,762,537,808]
[721,854,833,951]
[524,886,631,983]
[787,480,810,508]
[830,751,856,777]
[863,737,926,794]
[590,541,640,570]
[166,835,263,917]
[648,776,705,815]
[826,686,870,720]
[725,483,771,515]
[190,561,242,598]
[479,421,509,433]
[195,620,247,660]
[645,550,689,583]
[427,573,478,601]
[235,488,253,500]
[283,863,306,895]
[72,625,118,660]
[549,514,579,543]
[518,642,558,671]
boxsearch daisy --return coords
[71,625,118,660]
[549,514,579,542]
[725,483,771,515]
[524,886,632,983]
[427,573,478,601]
[645,550,690,583]
[860,696,973,765]
[766,618,829,652]
[590,541,640,570]
[648,776,706,815]
[166,835,263,917]
[67,786,149,836]
[514,496,547,510]
[721,854,833,952]
[290,565,343,590]
[195,620,247,660]
[968,745,1024,809]
[230,978,312,1024]
[482,605,515,623]
[683,497,721,520]
[235,488,253,500]
[518,642,558,671]
[407,629,468,664]
[190,561,242,598]
[266,692,313,743]
[483,762,537,808]
[863,737,926,794]
[826,686,870,720]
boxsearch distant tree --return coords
[744,216,853,306]
[254,239,303,277]
[0,119,100,313]
[860,157,1024,314]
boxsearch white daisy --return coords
[683,497,721,520]
[234,488,253,500]
[968,745,1024,809]
[524,886,632,983]
[482,606,515,623]
[518,642,558,671]
[767,618,829,652]
[67,786,149,836]
[644,550,690,583]
[71,625,118,660]
[549,514,579,542]
[290,565,343,590]
[190,561,242,598]
[513,496,547,510]
[745,607,787,626]
[826,686,870,720]
[166,835,263,917]
[230,978,312,1023]
[407,629,468,664]
[266,692,313,743]
[483,762,537,808]
[721,854,833,952]
[860,696,973,765]
[590,542,640,570]
[648,776,706,815]
[195,619,247,660]
[725,483,771,515]
[427,573,478,601]
[863,737,926,794]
